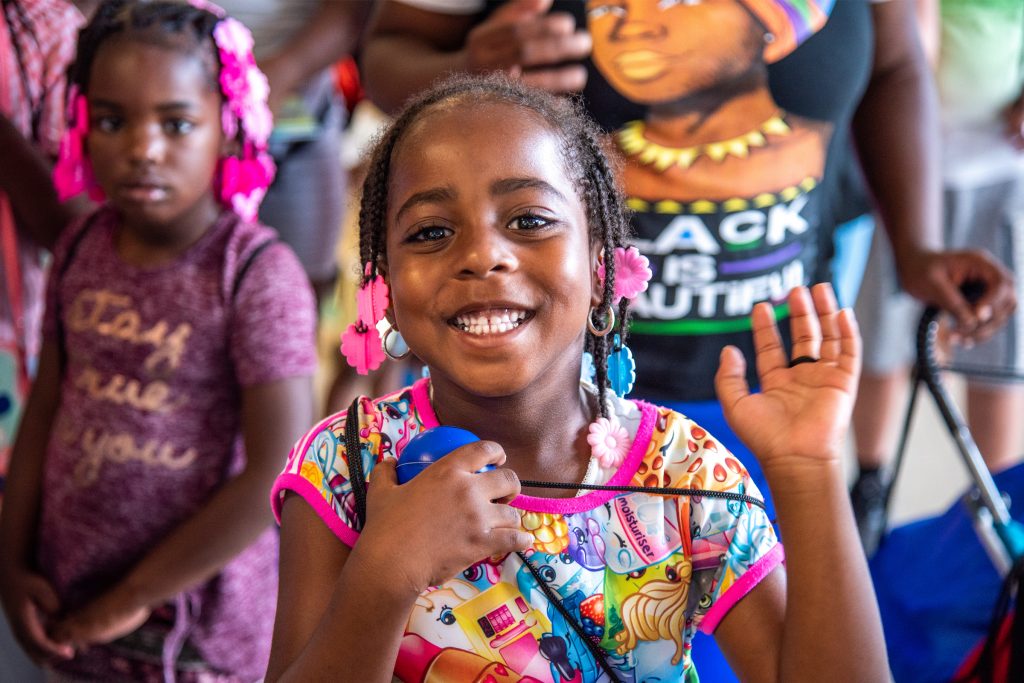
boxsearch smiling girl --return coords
[266,74,887,683]
[0,2,316,681]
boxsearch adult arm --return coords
[853,0,1015,341]
[51,376,315,645]
[362,0,590,115]
[913,0,939,68]
[0,341,74,662]
[259,0,372,113]
[713,285,889,682]
[0,115,77,251]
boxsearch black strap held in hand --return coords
[345,396,368,528]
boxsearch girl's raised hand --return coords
[359,442,533,595]
[715,284,861,474]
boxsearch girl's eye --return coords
[94,116,122,133]
[508,214,551,231]
[408,225,452,243]
[164,119,195,135]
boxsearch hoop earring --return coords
[382,325,411,361]
[587,304,616,337]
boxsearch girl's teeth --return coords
[454,310,527,335]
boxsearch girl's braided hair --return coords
[358,73,633,417]
[68,0,221,96]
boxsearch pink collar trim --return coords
[408,377,657,514]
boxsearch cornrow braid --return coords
[68,0,220,96]
[357,73,634,415]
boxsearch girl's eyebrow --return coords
[396,186,456,222]
[395,177,566,221]
[86,100,198,112]
[491,177,566,202]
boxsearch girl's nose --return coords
[128,124,165,164]
[456,225,518,278]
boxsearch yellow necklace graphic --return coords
[616,114,792,172]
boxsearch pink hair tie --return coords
[340,266,390,375]
[52,86,104,202]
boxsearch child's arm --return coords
[50,376,315,646]
[0,341,74,663]
[710,284,889,681]
[265,442,531,682]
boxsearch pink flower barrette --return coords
[598,246,653,304]
[587,416,630,469]
[340,265,390,375]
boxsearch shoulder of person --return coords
[645,405,755,494]
[272,382,424,541]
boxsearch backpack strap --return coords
[56,214,100,375]
[231,237,278,303]
[345,395,368,529]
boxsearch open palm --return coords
[715,284,861,472]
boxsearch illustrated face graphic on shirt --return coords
[587,0,764,104]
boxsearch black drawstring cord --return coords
[516,551,623,683]
[519,479,768,512]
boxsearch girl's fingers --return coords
[478,464,523,503]
[751,302,787,377]
[812,283,842,362]
[369,457,398,488]
[714,345,750,410]
[455,440,508,473]
[837,307,862,378]
[489,527,534,555]
[787,286,822,362]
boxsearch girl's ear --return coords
[591,242,605,307]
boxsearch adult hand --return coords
[0,564,74,663]
[716,284,859,473]
[359,441,531,594]
[50,588,151,649]
[465,0,591,93]
[896,247,1016,345]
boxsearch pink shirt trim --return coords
[409,379,658,515]
[271,473,361,548]
[699,543,786,635]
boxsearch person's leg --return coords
[849,226,920,553]
[852,369,913,471]
[965,381,1024,473]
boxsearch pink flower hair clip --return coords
[340,265,390,375]
[599,246,653,304]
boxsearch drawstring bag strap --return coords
[345,396,367,528]
[161,591,201,683]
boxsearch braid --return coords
[357,74,635,407]
[69,1,220,95]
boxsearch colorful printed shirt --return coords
[273,379,782,682]
[39,206,318,681]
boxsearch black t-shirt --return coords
[476,0,874,400]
